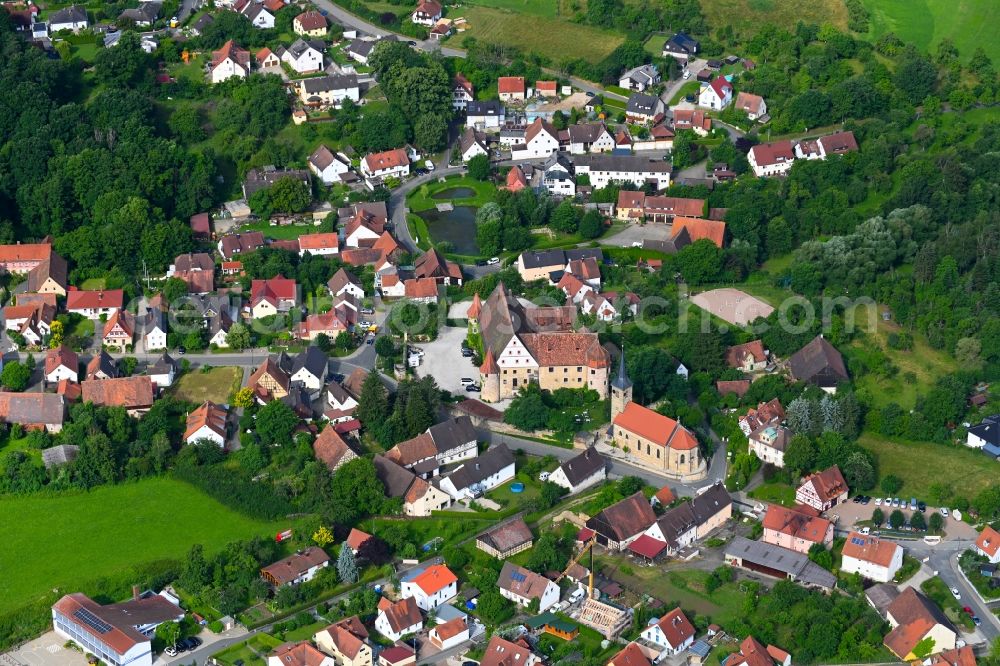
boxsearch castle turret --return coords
[467,292,482,334]
[479,347,500,402]
[610,347,632,421]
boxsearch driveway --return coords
[412,325,478,395]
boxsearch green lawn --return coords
[444,5,624,64]
[859,433,998,499]
[643,32,669,57]
[859,0,1000,63]
[0,478,292,614]
[603,566,745,625]
[213,633,283,666]
[79,277,106,290]
[669,81,702,105]
[234,218,325,241]
[699,0,848,39]
[170,366,243,404]
[748,482,797,507]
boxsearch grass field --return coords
[0,478,290,614]
[213,634,283,666]
[860,0,1000,63]
[603,566,745,625]
[462,0,575,18]
[170,366,243,404]
[445,6,624,63]
[699,0,848,38]
[748,482,796,506]
[643,32,668,57]
[859,433,998,500]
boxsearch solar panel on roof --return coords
[851,536,865,545]
[511,572,526,582]
[73,608,112,634]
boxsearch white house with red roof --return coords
[411,0,441,26]
[361,148,409,182]
[250,277,298,319]
[640,607,695,656]
[698,77,733,110]
[400,564,457,611]
[211,40,251,83]
[975,525,1000,563]
[453,73,474,110]
[498,76,526,102]
[748,140,795,177]
[841,531,903,582]
[67,289,124,319]
[511,118,559,160]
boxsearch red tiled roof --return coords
[842,531,901,567]
[504,165,527,192]
[295,10,326,30]
[762,504,830,543]
[671,217,726,247]
[346,527,372,552]
[299,233,339,251]
[262,547,329,585]
[410,564,456,595]
[654,607,695,648]
[726,340,767,366]
[269,642,328,666]
[609,642,654,666]
[184,401,228,441]
[81,376,154,410]
[750,140,795,167]
[735,91,765,115]
[498,76,525,95]
[313,427,355,470]
[801,465,848,502]
[716,379,750,397]
[212,39,250,69]
[977,526,1000,557]
[613,402,697,450]
[363,148,408,172]
[0,242,51,263]
[617,190,645,210]
[404,278,438,299]
[628,534,667,559]
[66,289,124,311]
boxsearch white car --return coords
[860,527,870,535]
[539,471,550,481]
[487,257,500,265]
[460,377,475,385]
[875,498,882,506]
[941,508,950,517]
[951,587,961,600]
[631,241,643,247]
[682,70,690,79]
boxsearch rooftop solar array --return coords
[74,608,112,634]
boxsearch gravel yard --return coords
[413,325,480,396]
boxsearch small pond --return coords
[431,187,476,200]
[417,206,479,255]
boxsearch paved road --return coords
[659,58,705,107]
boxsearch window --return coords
[680,454,686,464]
[549,367,554,372]
[656,449,660,459]
[577,366,582,371]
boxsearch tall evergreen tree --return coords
[337,544,358,583]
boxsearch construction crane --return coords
[556,536,596,598]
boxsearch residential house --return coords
[313,617,371,666]
[44,347,79,384]
[566,123,614,154]
[401,564,457,611]
[725,637,792,666]
[616,193,705,222]
[795,131,859,160]
[498,76,526,102]
[51,592,183,666]
[211,40,251,83]
[403,278,438,304]
[248,354,292,401]
[453,73,474,111]
[361,148,409,182]
[118,2,160,27]
[609,642,657,666]
[413,247,462,285]
[102,311,134,352]
[81,376,155,417]
[377,646,415,666]
[724,537,837,591]
[66,289,123,319]
[218,231,265,260]
[48,4,87,32]
[883,587,956,659]
[257,47,280,69]
[298,74,360,107]
[748,140,795,177]
[385,415,478,475]
[967,415,1000,450]
[250,276,298,319]
[466,100,506,130]
[673,109,712,136]
[619,65,660,91]
[234,0,275,28]
[26,252,68,295]
[612,401,703,477]
[437,443,515,499]
[748,423,792,467]
[328,269,365,301]
[278,38,324,73]
[497,561,559,612]
[293,10,327,36]
[373,455,452,516]
[242,166,311,200]
[540,152,575,196]
[662,32,699,60]
[761,504,833,554]
[841,532,903,583]
[625,93,663,124]
[184,401,229,446]
[573,154,672,190]
[725,340,768,372]
[474,282,609,401]
[411,0,441,25]
[586,491,658,550]
[975,526,1000,563]
[148,353,176,389]
[476,517,533,558]
[734,92,767,121]
[308,145,353,185]
[290,346,328,392]
[926,647,977,666]
[0,393,67,433]
[787,335,848,392]
[548,447,606,493]
[4,300,54,346]
[698,77,733,110]
[0,242,55,274]
[479,637,540,666]
[459,128,489,162]
[325,381,358,423]
[266,643,333,666]
[313,426,358,472]
[345,38,377,64]
[190,13,214,35]
[375,597,422,642]
[739,399,785,436]
[510,118,559,160]
[428,617,468,651]
[86,350,119,381]
[534,80,558,98]
[298,233,340,257]
[261,547,330,587]
[639,483,732,556]
[344,209,386,248]
[796,465,849,512]
[640,607,695,656]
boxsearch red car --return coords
[963,606,973,615]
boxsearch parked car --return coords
[165,647,178,657]
[974,616,982,627]
[964,606,973,615]
[918,501,927,513]
[332,373,345,384]
[683,70,691,79]
[361,307,375,315]
[539,471,550,481]
[860,527,870,535]
[910,498,918,510]
[875,497,882,506]
[460,377,475,385]
[942,508,950,517]
[465,384,481,392]
[487,257,500,265]
[951,587,961,600]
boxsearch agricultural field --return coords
[0,478,291,614]
[462,0,575,18]
[444,5,624,63]
[699,0,848,39]
[859,0,1000,63]
[170,366,243,404]
[859,433,998,500]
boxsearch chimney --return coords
[132,585,140,600]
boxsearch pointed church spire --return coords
[612,345,632,390]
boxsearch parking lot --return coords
[603,223,674,247]
[413,325,481,396]
[830,497,977,541]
